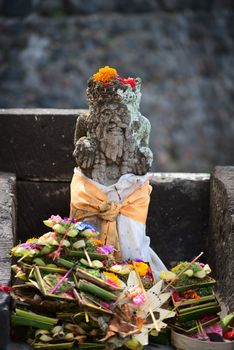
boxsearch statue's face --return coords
[97,102,131,162]
[100,103,130,132]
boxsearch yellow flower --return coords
[171,262,185,273]
[93,66,117,83]
[26,237,37,243]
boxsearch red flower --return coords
[120,77,136,88]
[224,328,234,341]
[0,286,12,293]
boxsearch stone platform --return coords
[0,109,234,350]
[8,343,175,350]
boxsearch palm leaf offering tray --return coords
[171,275,217,292]
[172,286,216,307]
[9,214,174,349]
[4,216,233,348]
[169,315,221,335]
[159,257,234,345]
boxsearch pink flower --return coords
[105,279,119,287]
[42,231,58,240]
[100,301,112,310]
[49,215,62,223]
[97,245,114,255]
[132,294,146,305]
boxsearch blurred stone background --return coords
[0,0,233,172]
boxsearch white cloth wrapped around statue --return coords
[70,168,167,278]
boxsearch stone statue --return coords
[73,76,153,185]
[70,67,166,275]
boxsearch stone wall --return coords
[0,4,233,173]
[0,172,16,350]
[209,166,234,312]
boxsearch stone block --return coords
[147,173,210,267]
[17,180,70,242]
[209,166,234,311]
[0,172,16,350]
[0,109,83,181]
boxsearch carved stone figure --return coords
[70,67,166,275]
[73,76,153,185]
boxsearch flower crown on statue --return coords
[87,66,142,105]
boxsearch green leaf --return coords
[66,250,106,260]
[67,229,78,237]
[33,342,74,349]
[57,258,74,269]
[53,224,66,234]
[11,315,54,331]
[78,279,118,301]
[72,240,86,250]
[79,343,105,349]
[15,308,58,324]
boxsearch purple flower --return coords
[20,243,31,249]
[97,245,114,255]
[134,258,144,262]
[20,243,41,250]
[63,217,76,223]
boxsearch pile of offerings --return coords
[9,215,175,350]
[160,258,234,345]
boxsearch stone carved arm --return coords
[132,115,153,175]
[73,113,97,170]
[73,136,97,170]
[74,112,88,145]
[133,147,153,175]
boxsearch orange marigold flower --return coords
[135,262,149,277]
[93,66,117,83]
[136,316,147,330]
[90,238,103,246]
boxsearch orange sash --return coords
[70,172,152,259]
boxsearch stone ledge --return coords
[151,172,210,182]
[148,173,210,266]
[0,108,85,115]
[0,172,16,350]
[209,166,234,311]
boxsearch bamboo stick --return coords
[83,248,93,267]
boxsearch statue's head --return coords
[87,66,142,108]
[87,66,141,129]
[86,67,142,162]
